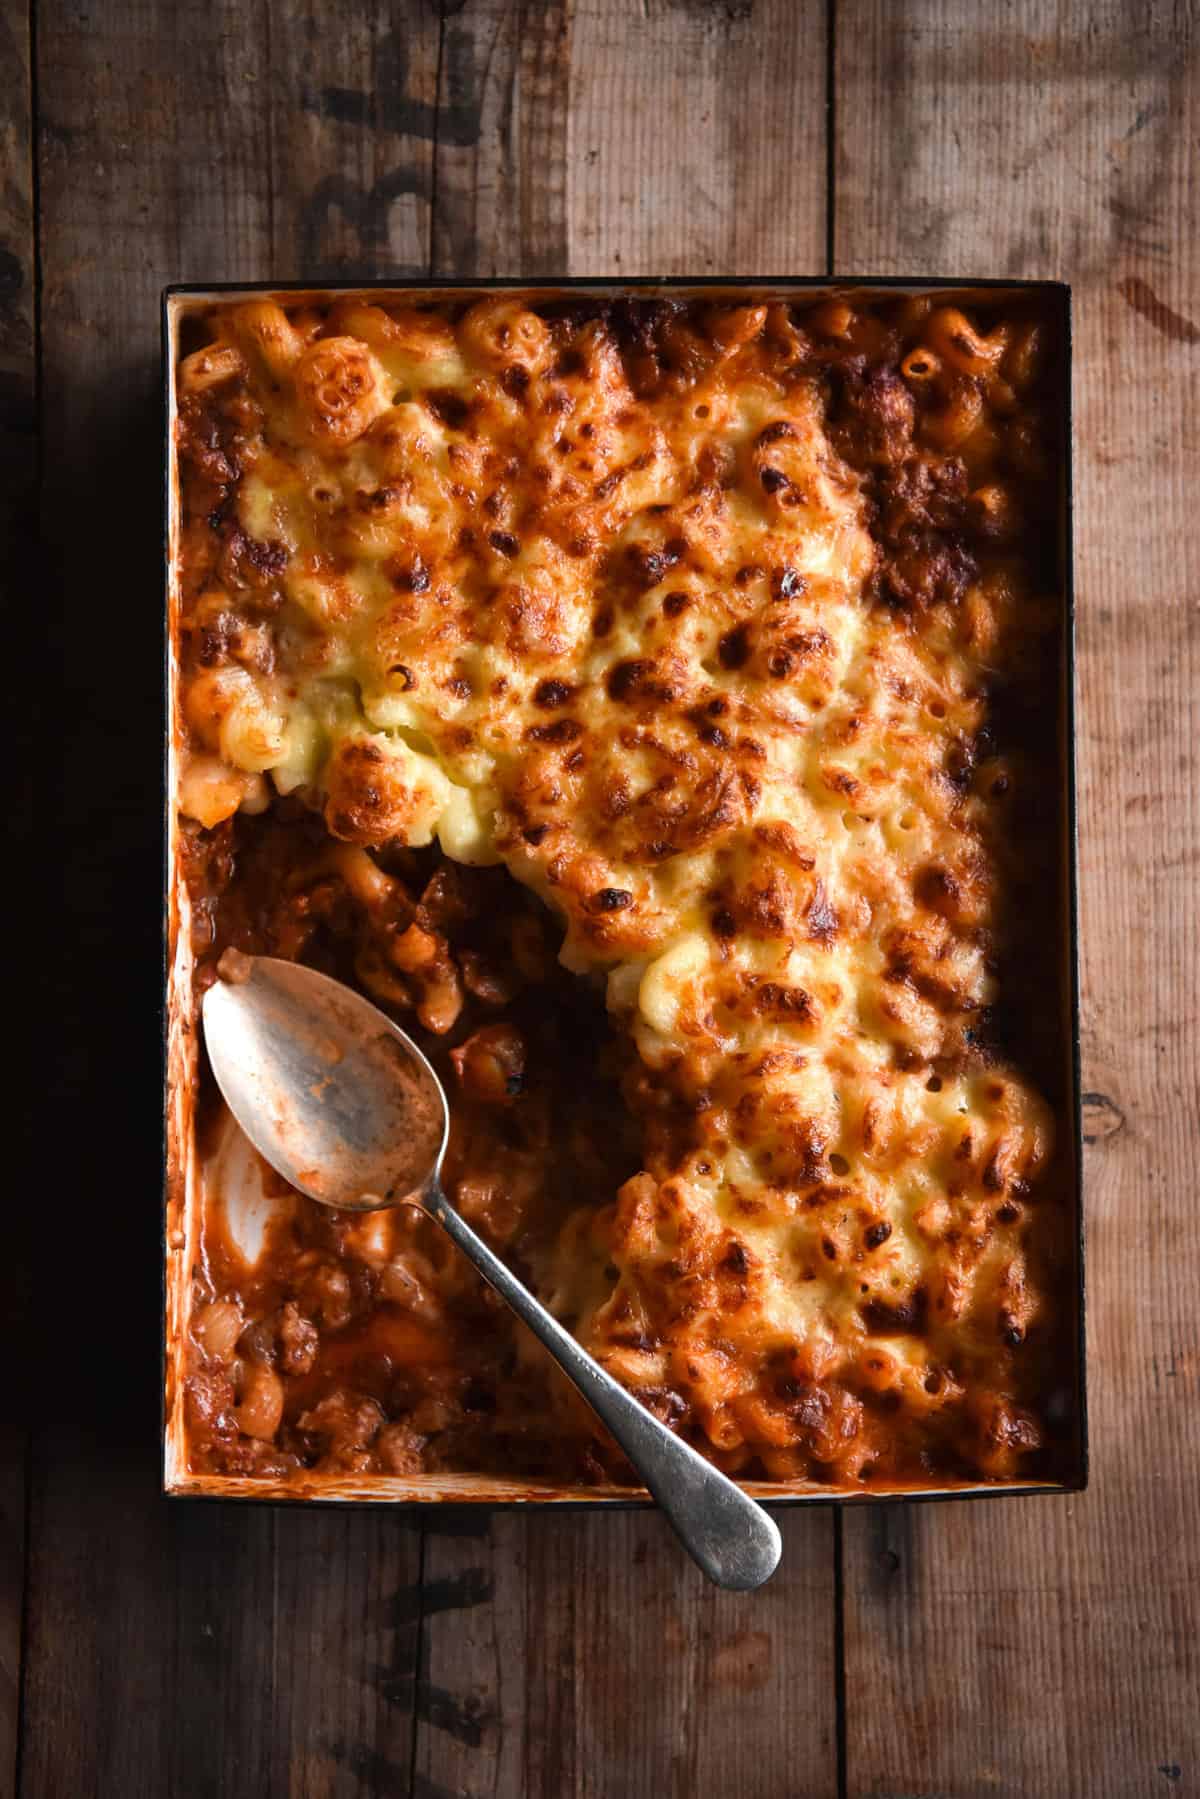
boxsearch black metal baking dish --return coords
[162,279,1084,1508]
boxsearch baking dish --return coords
[163,279,1084,1507]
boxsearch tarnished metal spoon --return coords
[202,954,782,1591]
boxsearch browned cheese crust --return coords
[176,291,1073,1488]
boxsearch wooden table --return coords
[8,3,1197,1794]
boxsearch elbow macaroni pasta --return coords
[177,289,1072,1489]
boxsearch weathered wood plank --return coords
[2,0,35,1785]
[416,1509,837,1799]
[23,1464,425,1799]
[432,0,570,276]
[167,1507,425,1799]
[0,0,34,543]
[23,2,443,1793]
[567,0,828,276]
[432,0,832,283]
[835,6,1199,1795]
[0,1445,22,1799]
[415,5,836,1796]
[274,3,441,279]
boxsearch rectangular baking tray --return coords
[163,279,1085,1507]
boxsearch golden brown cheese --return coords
[177,291,1071,1487]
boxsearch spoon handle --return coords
[425,1185,782,1591]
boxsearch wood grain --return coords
[566,0,828,277]
[23,1,437,1793]
[272,1,441,278]
[22,1474,424,1799]
[412,5,837,1794]
[835,5,1199,1795]
[20,2,1200,1794]
[168,1508,425,1798]
[431,0,570,275]
[415,1510,837,1798]
[2,0,34,1786]
[0,0,34,544]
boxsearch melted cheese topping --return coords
[177,292,1070,1485]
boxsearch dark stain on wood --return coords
[865,1502,918,1601]
[1082,1090,1127,1144]
[422,1506,491,1538]
[300,168,433,278]
[414,1773,468,1799]
[307,25,482,146]
[391,1566,494,1625]
[1118,276,1200,344]
[0,242,27,315]
[431,0,569,277]
[672,0,755,22]
[414,1680,497,1746]
[327,1738,461,1796]
[711,1627,773,1691]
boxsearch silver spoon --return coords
[202,955,782,1591]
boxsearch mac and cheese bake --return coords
[174,288,1076,1489]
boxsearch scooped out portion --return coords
[176,291,1076,1489]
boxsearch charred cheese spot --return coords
[322,732,450,847]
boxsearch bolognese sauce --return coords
[175,291,1074,1488]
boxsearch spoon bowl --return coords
[203,956,448,1211]
[201,953,782,1591]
